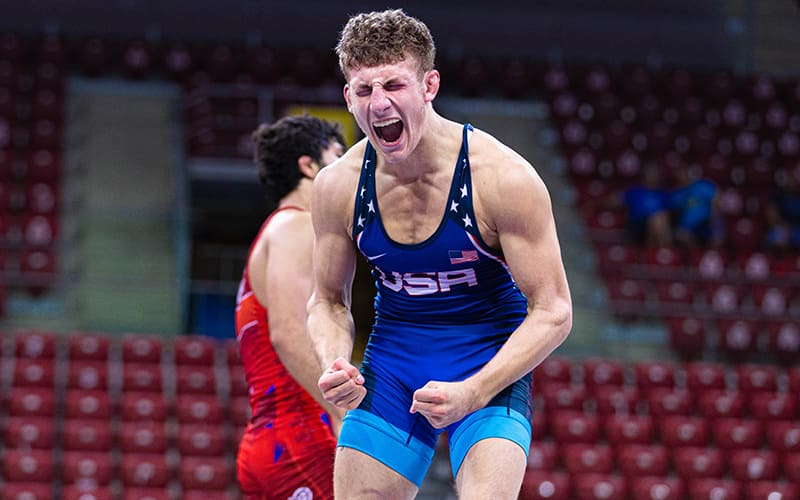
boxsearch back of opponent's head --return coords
[336,8,435,81]
[251,115,344,208]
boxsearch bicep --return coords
[310,175,357,308]
[263,220,315,330]
[495,169,570,310]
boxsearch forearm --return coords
[271,331,346,424]
[466,301,572,409]
[307,299,357,370]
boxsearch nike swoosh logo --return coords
[365,252,387,261]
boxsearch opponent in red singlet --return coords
[234,116,345,500]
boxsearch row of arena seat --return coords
[521,357,800,498]
[0,332,246,499]
[0,33,65,302]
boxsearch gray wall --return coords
[1,1,737,69]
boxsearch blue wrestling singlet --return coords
[339,123,533,486]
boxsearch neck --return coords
[383,113,453,182]
[278,177,313,211]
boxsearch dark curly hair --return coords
[252,115,344,210]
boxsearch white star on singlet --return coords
[367,200,375,213]
[460,184,468,198]
[360,187,366,198]
[463,213,472,227]
[357,215,365,227]
[450,200,459,212]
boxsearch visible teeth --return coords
[374,118,400,127]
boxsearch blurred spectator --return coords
[622,163,673,246]
[669,165,724,248]
[765,169,800,251]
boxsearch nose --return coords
[370,85,391,111]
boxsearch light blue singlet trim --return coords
[448,406,532,479]
[337,409,436,487]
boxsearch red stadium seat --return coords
[687,478,742,500]
[174,335,217,365]
[616,444,669,477]
[12,358,55,388]
[120,391,169,422]
[685,362,728,395]
[176,365,217,394]
[659,416,711,448]
[581,358,625,389]
[604,415,655,446]
[716,319,758,360]
[120,488,172,500]
[175,394,225,425]
[736,363,778,393]
[749,392,798,421]
[592,385,640,417]
[67,361,109,391]
[119,454,171,489]
[121,334,163,364]
[752,285,792,319]
[790,367,800,394]
[8,387,57,418]
[672,446,725,479]
[745,481,799,500]
[13,330,57,359]
[645,388,693,417]
[1,449,55,483]
[531,408,548,440]
[562,443,614,475]
[3,416,56,450]
[784,452,800,484]
[728,449,780,481]
[550,410,600,444]
[178,456,233,491]
[177,424,228,457]
[541,382,589,413]
[62,419,114,452]
[667,317,707,359]
[0,483,53,500]
[67,332,111,361]
[704,284,743,316]
[122,363,164,393]
[630,476,685,500]
[697,390,746,419]
[62,485,115,500]
[519,470,571,500]
[533,356,573,389]
[526,440,559,470]
[119,422,168,455]
[634,361,676,393]
[183,492,239,500]
[64,390,113,420]
[765,420,800,454]
[765,321,800,363]
[61,451,113,487]
[712,418,763,449]
[572,473,628,500]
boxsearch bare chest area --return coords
[377,180,449,245]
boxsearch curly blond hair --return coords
[335,9,436,80]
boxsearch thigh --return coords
[335,446,418,500]
[454,437,526,500]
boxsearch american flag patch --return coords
[449,250,478,264]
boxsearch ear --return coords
[343,84,353,112]
[297,155,317,179]
[423,69,440,103]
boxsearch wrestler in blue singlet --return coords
[338,123,533,486]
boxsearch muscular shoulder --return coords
[312,139,367,234]
[468,129,549,216]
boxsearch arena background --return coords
[0,1,798,499]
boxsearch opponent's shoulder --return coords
[315,139,367,193]
[263,208,312,241]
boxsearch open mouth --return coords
[373,119,404,144]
